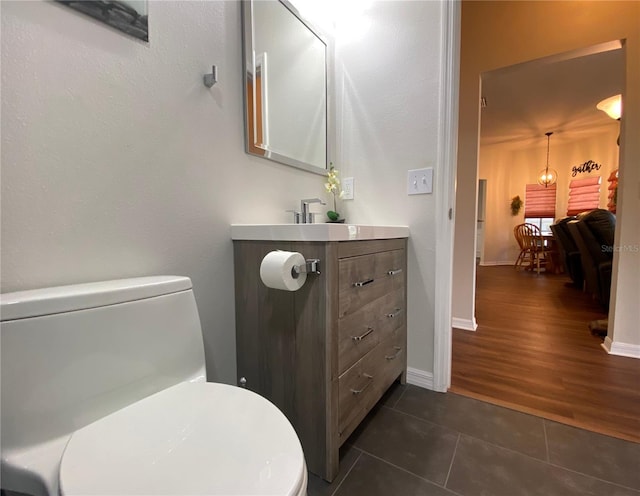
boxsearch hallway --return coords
[451,265,640,443]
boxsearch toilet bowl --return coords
[60,382,307,496]
[0,276,307,496]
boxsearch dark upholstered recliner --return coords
[566,209,616,308]
[550,216,582,287]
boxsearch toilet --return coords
[0,276,308,496]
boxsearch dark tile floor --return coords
[308,383,640,496]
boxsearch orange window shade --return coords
[607,169,618,214]
[567,176,601,216]
[524,184,556,218]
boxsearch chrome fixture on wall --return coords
[538,131,558,188]
[203,65,218,88]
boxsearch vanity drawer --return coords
[338,329,405,443]
[378,328,405,387]
[338,290,405,375]
[338,250,405,318]
[338,350,380,441]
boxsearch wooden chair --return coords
[514,223,548,274]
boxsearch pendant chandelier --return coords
[538,131,557,188]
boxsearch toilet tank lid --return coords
[1,276,193,321]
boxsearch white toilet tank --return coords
[1,276,207,496]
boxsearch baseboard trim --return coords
[406,367,434,389]
[479,261,515,266]
[452,317,478,331]
[602,337,640,359]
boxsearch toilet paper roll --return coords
[260,251,307,291]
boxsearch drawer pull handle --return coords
[351,373,374,394]
[387,268,403,276]
[352,327,375,341]
[385,346,403,360]
[353,278,374,287]
[386,308,402,319]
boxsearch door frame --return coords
[432,0,460,392]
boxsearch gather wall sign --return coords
[571,160,602,177]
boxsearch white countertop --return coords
[231,224,409,242]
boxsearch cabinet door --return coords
[233,240,338,481]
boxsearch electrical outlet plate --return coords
[407,167,433,195]
[342,177,354,200]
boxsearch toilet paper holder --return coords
[292,258,321,276]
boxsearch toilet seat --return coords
[59,382,307,496]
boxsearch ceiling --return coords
[479,44,624,150]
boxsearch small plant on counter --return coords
[510,195,523,216]
[325,163,345,222]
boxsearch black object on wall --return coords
[55,1,149,42]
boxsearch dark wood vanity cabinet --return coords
[233,238,407,481]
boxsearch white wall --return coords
[1,1,448,383]
[335,0,444,374]
[0,0,329,384]
[480,126,619,265]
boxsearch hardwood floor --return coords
[451,265,640,443]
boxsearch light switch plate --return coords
[342,177,354,200]
[407,167,433,195]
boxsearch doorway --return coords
[449,42,632,439]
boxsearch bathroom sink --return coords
[230,224,409,242]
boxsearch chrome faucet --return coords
[300,198,326,224]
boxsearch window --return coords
[567,176,601,216]
[524,183,556,233]
[525,217,555,234]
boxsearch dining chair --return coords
[513,223,548,274]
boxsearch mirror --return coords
[242,0,332,174]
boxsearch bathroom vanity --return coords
[232,224,409,481]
